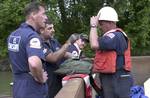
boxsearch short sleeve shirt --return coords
[43,38,64,71]
[8,23,45,74]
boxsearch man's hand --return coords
[90,16,98,28]
[42,71,48,83]
[64,52,72,59]
[33,71,48,83]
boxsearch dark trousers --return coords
[13,73,48,98]
[99,70,134,98]
[47,72,63,98]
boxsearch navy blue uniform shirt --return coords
[98,31,128,69]
[43,38,65,98]
[67,43,82,59]
[43,38,64,71]
[67,44,79,54]
[8,23,45,74]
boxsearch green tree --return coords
[0,0,150,58]
[0,0,29,58]
[123,0,150,55]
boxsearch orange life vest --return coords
[93,28,132,73]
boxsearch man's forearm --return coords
[90,27,99,50]
[28,56,44,83]
[46,42,70,63]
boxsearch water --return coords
[0,71,12,97]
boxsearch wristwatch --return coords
[90,24,97,28]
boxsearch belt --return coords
[14,72,32,80]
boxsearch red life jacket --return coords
[93,28,132,73]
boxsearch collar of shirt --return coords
[20,23,36,32]
[103,29,117,36]
[103,28,127,37]
[73,43,82,55]
[42,38,54,46]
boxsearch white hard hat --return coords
[97,6,119,22]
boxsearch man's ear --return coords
[40,28,44,34]
[30,12,37,20]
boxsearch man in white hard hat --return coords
[89,6,133,98]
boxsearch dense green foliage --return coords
[0,0,30,58]
[0,0,150,58]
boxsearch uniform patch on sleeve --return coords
[106,33,115,39]
[8,36,21,52]
[29,38,41,49]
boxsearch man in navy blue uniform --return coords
[40,19,73,98]
[90,6,133,98]
[67,33,89,59]
[7,2,48,98]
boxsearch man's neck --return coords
[26,20,37,31]
[104,25,117,33]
